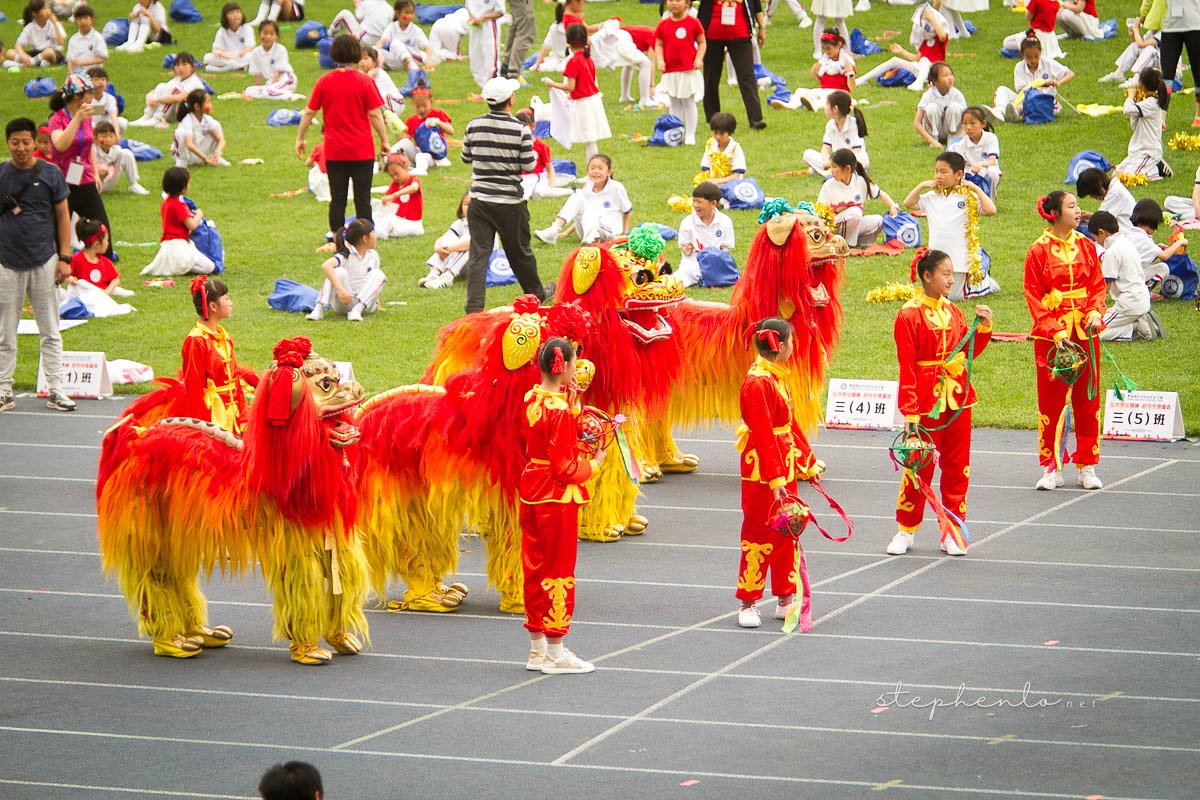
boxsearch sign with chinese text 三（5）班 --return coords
[1102,390,1185,442]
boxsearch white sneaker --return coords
[1077,465,1103,490]
[111,286,135,298]
[1004,102,1020,123]
[534,226,559,245]
[886,531,914,555]
[738,605,761,628]
[1098,70,1123,84]
[940,536,967,556]
[1035,467,1063,490]
[46,390,77,412]
[417,269,436,287]
[346,304,364,322]
[773,600,795,620]
[525,650,546,671]
[305,305,325,321]
[798,15,813,27]
[128,114,156,127]
[855,0,872,10]
[215,157,231,167]
[541,649,595,674]
[1119,77,1137,89]
[435,158,452,168]
[430,272,454,289]
[128,183,150,195]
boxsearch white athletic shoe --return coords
[1077,465,1103,490]
[525,650,546,671]
[534,226,559,245]
[128,114,156,127]
[1098,70,1123,84]
[430,272,455,289]
[128,182,150,195]
[1119,77,1137,89]
[541,649,595,675]
[417,269,436,287]
[886,531,913,555]
[798,15,813,27]
[1035,467,1063,491]
[346,304,364,322]
[305,304,325,322]
[855,0,872,10]
[738,605,761,628]
[773,599,795,620]
[940,536,967,556]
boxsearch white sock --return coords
[637,61,652,105]
[531,637,547,655]
[547,641,564,659]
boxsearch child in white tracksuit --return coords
[466,0,506,89]
[172,90,229,168]
[306,218,388,322]
[420,192,473,288]
[93,120,149,194]
[203,3,256,71]
[1115,69,1171,181]
[1089,211,1161,341]
[535,154,632,245]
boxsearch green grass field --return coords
[3,0,1196,432]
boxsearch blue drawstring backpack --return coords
[415,5,462,25]
[882,212,921,248]
[295,20,327,48]
[656,224,677,241]
[1162,253,1199,299]
[999,47,1020,58]
[877,68,916,87]
[962,250,994,299]
[413,123,448,158]
[523,52,538,69]
[169,0,203,23]
[1065,150,1113,184]
[722,177,765,210]
[318,37,337,69]
[850,29,882,56]
[267,108,303,126]
[534,119,551,138]
[399,69,431,97]
[106,83,125,114]
[485,250,516,287]
[551,159,576,180]
[963,171,993,198]
[24,77,57,99]
[767,85,793,105]
[268,279,320,312]
[162,53,175,69]
[0,11,6,22]
[58,296,91,320]
[182,198,224,273]
[648,114,684,147]
[697,249,740,287]
[102,18,129,46]
[1023,91,1055,124]
[119,138,163,161]
[1097,18,1117,38]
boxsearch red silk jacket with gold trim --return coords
[1023,230,1106,342]
[519,387,596,505]
[736,357,818,490]
[894,295,991,420]
[178,323,259,435]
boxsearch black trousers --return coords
[702,38,763,126]
[326,159,375,244]
[464,198,545,314]
[69,182,113,260]
[1160,29,1200,90]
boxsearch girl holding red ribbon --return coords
[887,248,991,557]
[734,318,824,629]
[520,337,604,675]
[179,276,258,435]
[1024,191,1107,491]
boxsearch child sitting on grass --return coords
[698,112,746,186]
[420,192,472,288]
[676,181,735,288]
[141,167,216,276]
[375,153,425,238]
[535,153,632,245]
[94,120,150,195]
[306,218,387,322]
[131,52,205,129]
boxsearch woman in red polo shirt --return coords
[698,0,767,131]
[295,34,389,251]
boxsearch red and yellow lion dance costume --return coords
[97,337,371,665]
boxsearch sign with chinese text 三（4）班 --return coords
[37,351,112,399]
[825,378,904,430]
[1102,390,1185,442]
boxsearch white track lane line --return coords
[0,779,254,799]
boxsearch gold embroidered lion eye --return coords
[318,376,336,393]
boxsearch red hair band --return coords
[741,321,758,350]
[909,246,929,283]
[411,87,431,97]
[83,223,108,247]
[820,31,841,44]
[551,346,564,375]
[190,275,210,319]
[1036,196,1056,222]
[757,328,782,354]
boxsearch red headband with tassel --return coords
[909,246,929,283]
[820,31,841,44]
[190,275,210,319]
[551,346,564,375]
[758,328,782,354]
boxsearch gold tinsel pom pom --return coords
[1116,172,1150,187]
[1168,131,1200,151]
[667,195,694,214]
[865,282,919,303]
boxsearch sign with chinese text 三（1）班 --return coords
[824,378,903,430]
[37,351,112,399]
[1102,390,1185,442]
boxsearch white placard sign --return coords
[824,378,902,430]
[334,361,356,383]
[1102,390,1185,442]
[37,350,112,398]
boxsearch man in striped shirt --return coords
[461,77,552,313]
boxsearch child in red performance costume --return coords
[887,248,992,558]
[520,337,604,675]
[735,318,824,629]
[1024,190,1107,491]
[180,276,259,435]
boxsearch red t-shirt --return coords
[526,138,551,175]
[389,175,423,221]
[623,25,655,53]
[161,195,192,242]
[918,37,946,63]
[70,252,118,289]
[562,12,585,32]
[405,108,452,139]
[706,1,750,42]
[307,68,385,161]
[564,50,599,99]
[1083,0,1097,15]
[655,16,705,73]
[1027,0,1058,33]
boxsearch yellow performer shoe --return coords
[387,584,466,613]
[290,642,333,665]
[325,632,363,655]
[152,635,203,659]
[659,453,700,474]
[185,624,233,648]
[623,514,649,535]
[579,525,623,543]
[640,464,663,484]
[498,592,525,615]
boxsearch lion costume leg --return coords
[579,452,640,542]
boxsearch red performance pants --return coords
[896,407,973,533]
[1034,337,1100,468]
[520,501,580,638]
[736,479,797,604]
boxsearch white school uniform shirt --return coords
[1126,227,1163,277]
[579,178,634,216]
[384,21,431,55]
[176,113,224,145]
[1014,56,1069,96]
[679,210,735,252]
[335,248,382,294]
[701,137,747,174]
[909,2,949,51]
[818,173,881,213]
[540,22,567,58]
[212,25,255,56]
[1099,232,1151,314]
[67,29,108,63]
[130,2,169,31]
[167,73,206,95]
[917,85,966,113]
[917,189,971,274]
[372,68,400,100]
[1123,95,1164,162]
[17,19,60,52]
[822,116,868,162]
[1099,180,1136,236]
[248,42,294,79]
[93,143,125,167]
[466,0,504,25]
[90,91,120,123]
[950,130,1000,167]
[358,0,396,41]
